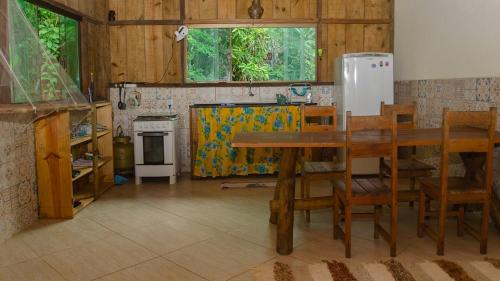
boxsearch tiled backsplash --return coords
[3,78,499,243]
[0,115,38,243]
[395,77,500,195]
[111,85,335,172]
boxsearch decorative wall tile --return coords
[215,87,260,103]
[395,76,500,195]
[110,85,334,174]
[475,78,492,102]
[0,115,38,244]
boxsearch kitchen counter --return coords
[190,104,302,177]
[189,102,316,108]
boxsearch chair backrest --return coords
[440,107,497,192]
[345,111,398,199]
[301,104,337,132]
[381,102,419,159]
[301,104,337,161]
[380,102,417,129]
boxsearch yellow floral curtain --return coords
[193,106,300,177]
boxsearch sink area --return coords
[190,102,315,108]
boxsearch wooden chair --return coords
[300,104,343,222]
[333,111,398,258]
[379,102,435,206]
[417,107,497,256]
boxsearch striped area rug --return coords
[253,258,500,281]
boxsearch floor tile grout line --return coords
[38,256,71,281]
[160,234,279,281]
[157,256,211,281]
[32,226,162,279]
[88,255,162,281]
[160,254,217,281]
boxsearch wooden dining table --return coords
[232,127,500,255]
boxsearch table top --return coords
[232,127,500,148]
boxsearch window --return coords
[13,0,80,102]
[187,27,316,83]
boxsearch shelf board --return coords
[70,135,91,146]
[98,156,113,168]
[98,181,114,197]
[72,167,93,182]
[70,129,110,146]
[74,190,94,201]
[95,101,111,108]
[73,197,94,215]
[97,130,111,138]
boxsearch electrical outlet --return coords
[167,97,174,110]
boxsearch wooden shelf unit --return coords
[35,101,114,219]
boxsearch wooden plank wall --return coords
[0,0,10,102]
[109,25,181,83]
[318,0,392,81]
[51,0,110,99]
[108,0,393,84]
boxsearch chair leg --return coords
[409,177,416,207]
[457,205,465,237]
[437,199,448,256]
[345,204,352,258]
[390,200,398,257]
[300,176,305,199]
[418,189,426,238]
[374,205,381,239]
[305,179,311,222]
[480,201,491,255]
[333,192,340,240]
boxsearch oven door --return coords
[134,132,173,165]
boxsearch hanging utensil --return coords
[118,84,124,110]
[122,86,127,110]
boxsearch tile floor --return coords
[0,176,499,281]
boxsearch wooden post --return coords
[0,0,11,103]
[276,147,297,255]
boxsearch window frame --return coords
[184,23,318,85]
[6,0,82,104]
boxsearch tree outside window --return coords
[187,27,316,83]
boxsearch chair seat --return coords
[333,178,392,204]
[419,177,487,203]
[419,177,485,194]
[303,161,344,174]
[383,159,435,172]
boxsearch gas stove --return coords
[133,114,179,185]
[134,114,178,122]
[133,114,178,132]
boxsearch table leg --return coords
[269,182,279,224]
[276,148,298,255]
[459,152,500,232]
[460,152,486,185]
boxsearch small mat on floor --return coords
[252,258,500,281]
[220,180,276,189]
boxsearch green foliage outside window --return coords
[12,0,80,102]
[187,27,316,83]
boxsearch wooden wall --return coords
[50,0,111,99]
[109,25,181,83]
[0,0,10,102]
[108,0,393,84]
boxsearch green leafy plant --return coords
[186,27,316,83]
[13,0,80,102]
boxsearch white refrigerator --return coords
[334,53,394,174]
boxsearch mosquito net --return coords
[0,0,88,122]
